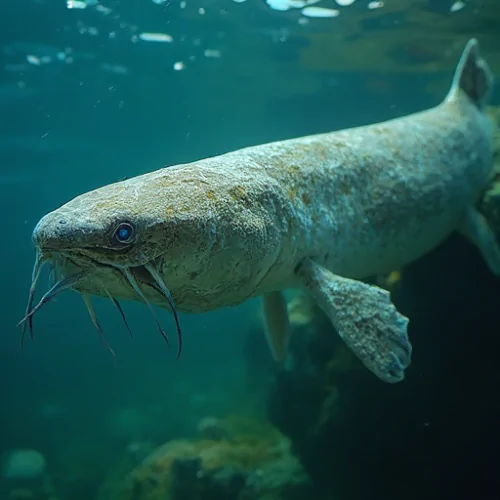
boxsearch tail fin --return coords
[446,38,494,109]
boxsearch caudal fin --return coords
[446,38,494,109]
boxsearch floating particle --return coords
[232,0,247,3]
[26,54,41,65]
[266,0,320,10]
[335,0,356,6]
[173,61,185,71]
[96,4,112,14]
[100,63,129,75]
[450,1,465,12]
[367,1,384,9]
[301,6,340,17]
[66,0,87,9]
[138,32,173,43]
[180,1,187,8]
[266,0,293,11]
[152,0,167,4]
[198,7,205,14]
[204,49,221,58]
[295,0,322,6]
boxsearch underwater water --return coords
[1,0,500,499]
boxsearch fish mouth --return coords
[18,249,183,359]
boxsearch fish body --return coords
[23,39,499,383]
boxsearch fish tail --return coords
[446,38,494,110]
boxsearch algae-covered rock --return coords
[478,106,500,241]
[2,449,46,481]
[0,449,59,500]
[196,416,229,441]
[97,416,312,500]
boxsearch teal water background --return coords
[1,1,500,499]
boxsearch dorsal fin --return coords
[446,38,493,109]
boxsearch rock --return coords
[97,416,312,500]
[478,106,500,241]
[196,417,228,441]
[170,457,204,499]
[2,449,46,481]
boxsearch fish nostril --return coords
[31,214,68,250]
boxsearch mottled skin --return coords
[35,89,492,304]
[28,39,499,383]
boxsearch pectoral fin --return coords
[459,206,500,276]
[295,258,412,383]
[261,291,290,364]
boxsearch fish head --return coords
[30,169,200,304]
[21,161,279,355]
[21,168,205,357]
[33,184,164,275]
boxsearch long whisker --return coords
[21,250,45,347]
[47,264,56,289]
[17,270,88,328]
[53,259,62,284]
[81,293,115,357]
[121,267,170,346]
[103,288,133,338]
[144,262,183,359]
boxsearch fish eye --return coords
[113,222,135,244]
